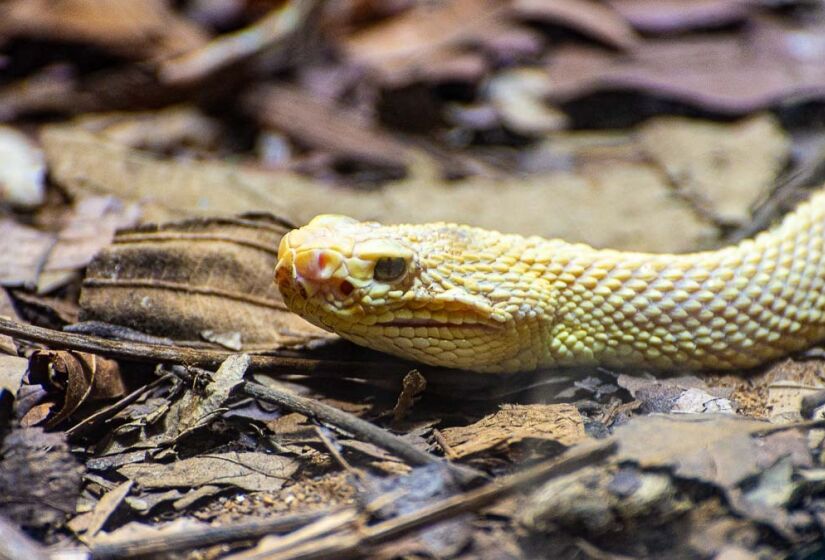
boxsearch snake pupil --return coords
[374,257,407,282]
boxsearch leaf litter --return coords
[2,1,825,559]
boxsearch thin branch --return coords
[240,380,482,483]
[0,316,546,395]
[86,510,328,560]
[0,316,406,380]
[254,440,616,560]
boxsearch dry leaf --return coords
[760,359,825,422]
[0,290,19,355]
[342,0,506,86]
[617,374,734,414]
[544,18,825,113]
[512,0,638,49]
[84,480,133,538]
[28,350,125,428]
[244,84,411,170]
[521,465,685,533]
[118,451,298,492]
[91,518,209,549]
[0,355,27,396]
[79,215,330,349]
[43,126,720,252]
[160,354,249,441]
[0,126,45,209]
[638,114,789,224]
[607,0,749,33]
[439,404,585,458]
[485,68,568,134]
[0,355,27,428]
[0,428,84,529]
[74,106,221,151]
[613,414,784,487]
[0,220,55,288]
[0,0,208,60]
[40,196,142,293]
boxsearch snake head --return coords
[275,215,525,371]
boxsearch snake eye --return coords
[373,257,407,282]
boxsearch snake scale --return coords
[275,189,825,373]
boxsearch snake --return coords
[274,190,825,374]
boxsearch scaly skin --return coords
[275,191,825,373]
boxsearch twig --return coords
[0,317,559,396]
[85,510,329,560]
[241,380,481,483]
[225,510,361,560]
[159,0,318,84]
[432,428,459,461]
[0,316,408,380]
[253,440,616,560]
[313,426,365,480]
[66,372,174,437]
[160,365,481,482]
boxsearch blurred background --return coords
[5,0,825,255]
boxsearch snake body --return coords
[275,190,825,373]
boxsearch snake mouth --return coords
[377,319,498,330]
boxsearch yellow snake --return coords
[275,190,825,373]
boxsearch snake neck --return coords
[534,189,825,370]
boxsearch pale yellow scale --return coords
[275,190,825,373]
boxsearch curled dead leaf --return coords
[27,350,125,428]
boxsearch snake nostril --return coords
[298,284,307,298]
[340,280,354,296]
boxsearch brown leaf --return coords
[0,125,45,209]
[0,355,27,396]
[84,480,133,538]
[342,0,506,86]
[0,0,208,60]
[43,126,718,252]
[79,215,331,349]
[439,404,586,458]
[74,106,221,151]
[544,18,825,113]
[0,427,84,530]
[0,220,55,288]
[512,0,639,49]
[0,289,20,355]
[117,451,298,492]
[638,114,789,224]
[607,0,749,34]
[244,84,410,170]
[41,126,314,224]
[613,414,795,487]
[618,374,733,414]
[521,465,684,533]
[39,196,142,293]
[0,354,27,430]
[159,354,249,442]
[28,350,125,428]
